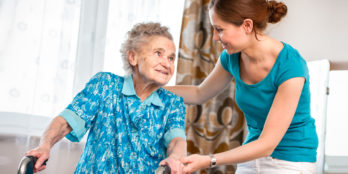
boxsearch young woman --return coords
[165,0,318,173]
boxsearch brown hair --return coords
[120,22,173,74]
[208,0,287,35]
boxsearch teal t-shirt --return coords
[220,42,318,162]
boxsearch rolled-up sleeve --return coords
[61,72,109,142]
[164,96,186,148]
[164,128,186,147]
[60,109,87,142]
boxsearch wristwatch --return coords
[210,154,216,168]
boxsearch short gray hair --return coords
[120,22,173,75]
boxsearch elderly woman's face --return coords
[130,36,176,86]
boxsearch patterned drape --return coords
[176,0,245,173]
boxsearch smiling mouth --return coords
[156,70,169,76]
[219,41,227,48]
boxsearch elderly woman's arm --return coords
[26,116,72,172]
[159,137,187,173]
[167,137,187,159]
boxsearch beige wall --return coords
[266,0,348,69]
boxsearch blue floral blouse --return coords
[59,72,186,173]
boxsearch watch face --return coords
[210,155,217,168]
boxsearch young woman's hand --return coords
[180,154,211,173]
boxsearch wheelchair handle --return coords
[155,165,171,174]
[17,156,47,174]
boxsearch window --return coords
[0,0,185,117]
[0,0,81,117]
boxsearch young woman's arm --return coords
[165,58,233,105]
[181,77,305,172]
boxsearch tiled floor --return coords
[0,134,84,174]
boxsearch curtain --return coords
[176,0,245,173]
[0,0,81,117]
[0,1,83,173]
[0,0,185,116]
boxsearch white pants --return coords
[235,157,316,174]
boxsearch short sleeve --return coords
[219,50,239,77]
[275,52,309,86]
[60,109,86,142]
[63,72,109,142]
[220,50,230,72]
[164,96,186,147]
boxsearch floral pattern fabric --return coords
[62,72,186,174]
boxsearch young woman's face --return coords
[209,9,249,54]
[130,36,176,86]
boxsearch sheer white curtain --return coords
[0,0,81,117]
[103,0,185,85]
[0,0,185,117]
[0,1,82,173]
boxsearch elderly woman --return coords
[25,22,187,173]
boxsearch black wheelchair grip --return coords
[17,156,48,174]
[155,165,171,174]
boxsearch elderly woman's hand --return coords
[25,145,50,173]
[159,155,185,174]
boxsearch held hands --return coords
[180,154,211,173]
[159,155,185,174]
[25,145,50,173]
[159,154,211,173]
